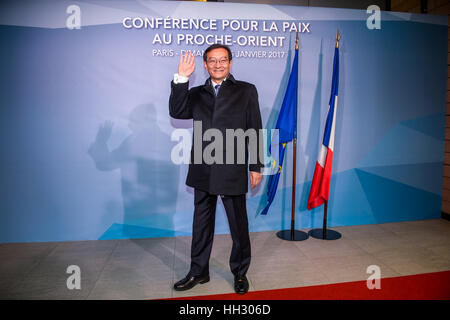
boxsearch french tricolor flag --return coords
[307,46,339,210]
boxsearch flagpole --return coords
[308,29,342,241]
[322,201,327,239]
[277,32,308,242]
[291,138,297,240]
[290,32,299,241]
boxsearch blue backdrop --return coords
[0,0,447,242]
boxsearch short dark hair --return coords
[203,44,232,62]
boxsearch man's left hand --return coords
[249,171,262,190]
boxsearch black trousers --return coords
[190,189,251,278]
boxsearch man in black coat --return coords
[170,44,264,294]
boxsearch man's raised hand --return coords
[178,51,195,78]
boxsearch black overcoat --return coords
[169,74,264,195]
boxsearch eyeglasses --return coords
[207,58,229,66]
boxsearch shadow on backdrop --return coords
[88,103,185,273]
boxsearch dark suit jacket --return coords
[169,74,264,195]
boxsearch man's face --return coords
[203,48,232,83]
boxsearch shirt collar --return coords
[211,78,225,87]
[207,74,235,85]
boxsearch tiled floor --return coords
[1,219,449,299]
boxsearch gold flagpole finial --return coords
[336,28,341,48]
[295,31,299,50]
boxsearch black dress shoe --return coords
[234,275,249,294]
[173,274,210,291]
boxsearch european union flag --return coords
[260,43,298,215]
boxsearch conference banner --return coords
[0,0,447,242]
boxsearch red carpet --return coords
[170,271,450,300]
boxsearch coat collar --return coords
[203,74,236,94]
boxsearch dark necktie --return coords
[214,84,221,96]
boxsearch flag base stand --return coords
[309,201,341,240]
[275,135,308,242]
[276,230,309,241]
[308,228,341,240]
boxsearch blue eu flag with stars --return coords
[260,44,298,215]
